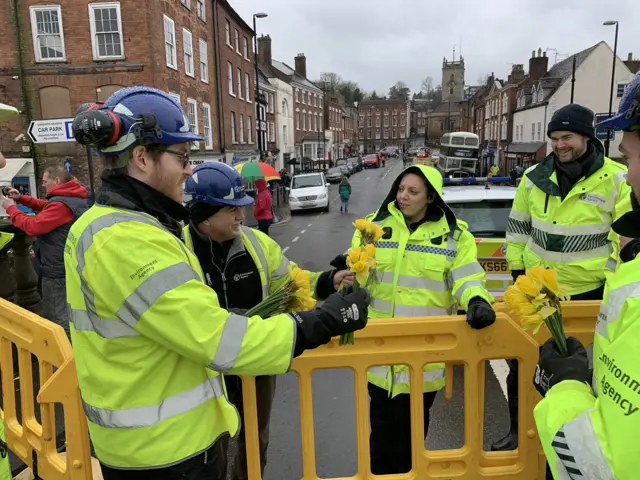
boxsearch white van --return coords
[288,172,329,213]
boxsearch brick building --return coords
[342,106,356,157]
[326,98,343,161]
[271,54,324,162]
[214,0,260,163]
[0,0,218,193]
[358,99,409,154]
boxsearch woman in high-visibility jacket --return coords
[349,164,495,474]
[65,86,370,480]
[533,72,640,480]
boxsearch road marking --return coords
[366,176,370,180]
[308,223,312,227]
[292,236,299,243]
[300,229,306,234]
[489,359,509,399]
[282,246,289,254]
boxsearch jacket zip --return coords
[544,193,549,214]
[208,240,244,309]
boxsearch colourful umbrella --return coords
[234,161,280,181]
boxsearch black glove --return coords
[228,307,249,315]
[329,253,348,271]
[533,337,589,397]
[291,288,370,356]
[466,297,496,329]
[511,269,525,282]
[620,238,640,263]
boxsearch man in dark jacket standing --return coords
[0,165,88,335]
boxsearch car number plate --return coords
[302,202,315,207]
[480,260,510,273]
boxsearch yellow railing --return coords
[0,299,600,479]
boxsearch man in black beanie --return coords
[494,103,633,453]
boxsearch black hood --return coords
[372,165,458,230]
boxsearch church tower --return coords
[441,56,465,101]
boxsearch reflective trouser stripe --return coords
[376,271,448,291]
[242,226,270,298]
[368,366,389,379]
[82,376,226,429]
[453,280,484,303]
[552,411,614,480]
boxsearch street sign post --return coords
[28,118,75,144]
[63,159,72,173]
[595,113,615,142]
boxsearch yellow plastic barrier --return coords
[0,299,92,480]
[241,301,600,479]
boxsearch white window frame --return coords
[617,83,628,98]
[237,68,243,99]
[88,2,124,60]
[239,113,245,144]
[227,62,234,96]
[247,116,252,144]
[199,39,208,83]
[245,73,251,103]
[183,29,194,77]
[202,103,213,149]
[180,0,191,9]
[30,5,66,62]
[296,110,300,130]
[269,93,274,113]
[186,98,199,150]
[225,20,231,46]
[243,37,249,60]
[196,0,205,21]
[163,15,177,69]
[234,29,239,53]
[269,121,275,142]
[230,111,237,143]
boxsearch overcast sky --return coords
[230,0,639,94]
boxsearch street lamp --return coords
[253,12,268,158]
[603,20,619,157]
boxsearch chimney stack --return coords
[508,63,525,84]
[257,34,272,66]
[294,53,307,78]
[629,52,634,61]
[529,48,549,81]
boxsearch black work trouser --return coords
[369,383,438,475]
[504,284,604,480]
[100,442,227,480]
[218,374,277,480]
[257,220,272,236]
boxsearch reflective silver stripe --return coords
[509,209,531,222]
[83,376,225,429]
[209,314,248,372]
[595,280,640,340]
[506,232,530,244]
[117,263,199,328]
[605,257,617,272]
[447,262,484,284]
[613,170,627,188]
[74,209,165,335]
[553,411,614,480]
[70,308,139,339]
[370,297,391,312]
[242,226,269,298]
[453,280,484,303]
[527,240,612,263]
[368,366,390,379]
[393,369,445,384]
[532,218,610,236]
[272,256,291,281]
[394,304,451,317]
[376,271,447,292]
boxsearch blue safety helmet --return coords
[88,86,203,156]
[184,162,254,207]
[597,72,640,131]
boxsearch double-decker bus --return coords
[438,132,480,175]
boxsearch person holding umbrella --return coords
[253,179,273,235]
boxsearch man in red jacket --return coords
[253,179,273,235]
[0,165,88,335]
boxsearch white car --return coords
[288,172,330,213]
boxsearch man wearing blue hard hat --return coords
[64,86,369,480]
[533,73,640,479]
[184,162,357,480]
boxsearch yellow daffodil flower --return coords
[527,265,546,287]
[504,284,529,308]
[515,275,542,298]
[346,247,362,267]
[365,244,376,257]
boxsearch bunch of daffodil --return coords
[246,265,316,318]
[339,219,384,345]
[504,265,570,357]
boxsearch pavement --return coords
[256,157,512,480]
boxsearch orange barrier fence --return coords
[0,299,600,479]
[0,299,92,480]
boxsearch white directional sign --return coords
[28,118,75,144]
